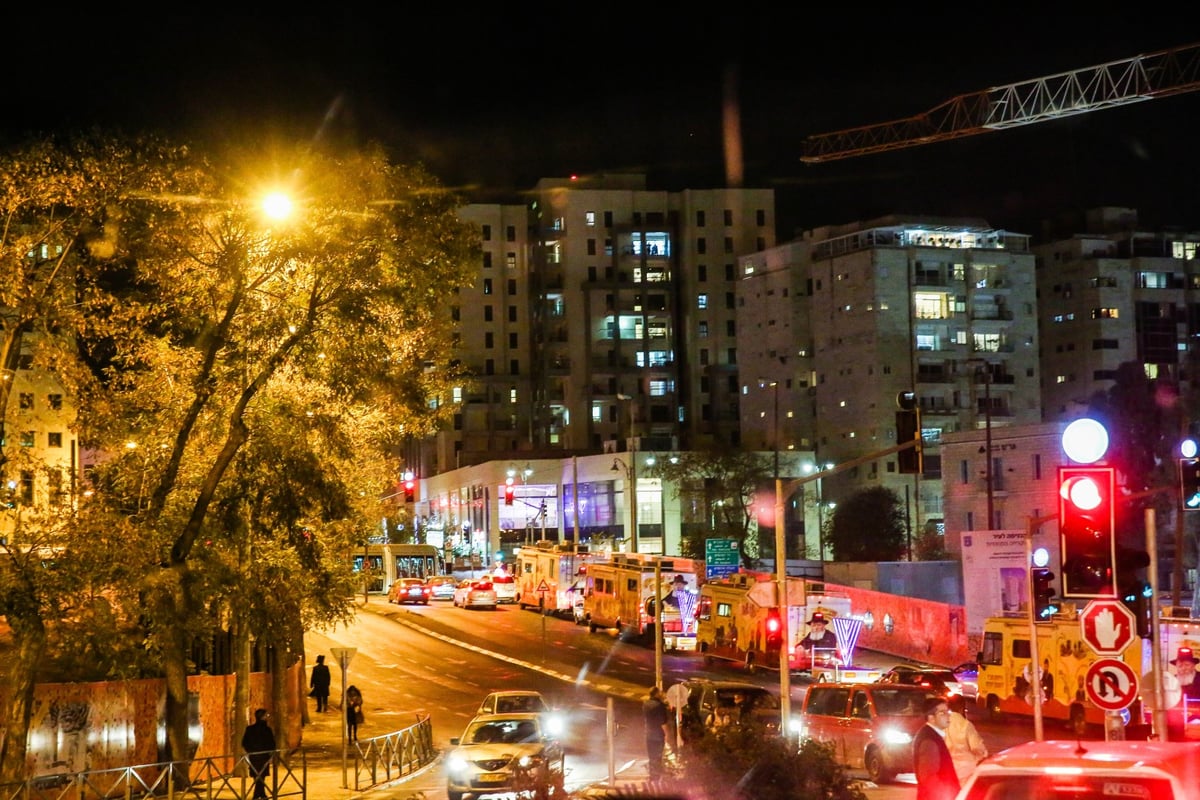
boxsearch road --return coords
[305,595,1093,799]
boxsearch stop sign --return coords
[1079,599,1136,655]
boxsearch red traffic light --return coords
[1058,466,1116,598]
[403,478,415,502]
[504,484,515,506]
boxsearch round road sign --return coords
[1084,658,1139,711]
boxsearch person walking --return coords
[642,686,669,783]
[913,696,960,800]
[346,685,364,742]
[241,708,276,800]
[945,694,988,783]
[309,654,331,713]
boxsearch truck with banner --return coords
[695,571,857,676]
[514,540,600,616]
[582,553,700,650]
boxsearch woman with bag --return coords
[346,685,364,742]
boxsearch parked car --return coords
[952,661,979,701]
[490,571,517,604]
[877,663,963,699]
[388,577,431,605]
[566,576,586,624]
[673,678,782,736]
[958,740,1200,800]
[454,579,498,610]
[797,682,931,783]
[424,575,458,601]
[477,690,565,737]
[445,713,564,800]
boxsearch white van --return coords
[489,571,517,604]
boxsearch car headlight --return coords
[881,728,913,746]
[518,754,536,768]
[788,717,804,735]
[543,712,566,737]
[446,753,469,773]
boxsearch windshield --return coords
[870,689,926,716]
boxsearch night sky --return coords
[6,9,1199,239]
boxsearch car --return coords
[952,661,979,701]
[877,663,963,699]
[672,678,783,736]
[797,682,931,783]
[489,571,517,603]
[566,576,587,624]
[444,713,564,800]
[454,579,498,609]
[424,575,458,601]
[958,740,1200,800]
[477,690,566,738]
[387,577,431,605]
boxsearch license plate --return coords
[477,773,507,784]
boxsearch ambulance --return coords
[513,540,600,616]
[582,553,699,650]
[695,571,853,676]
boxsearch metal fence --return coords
[352,713,436,791]
[0,714,438,799]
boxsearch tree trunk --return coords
[162,567,193,784]
[0,609,45,783]
[232,607,251,772]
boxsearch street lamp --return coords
[611,457,638,553]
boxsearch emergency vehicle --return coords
[979,604,1200,737]
[977,606,1147,733]
[513,540,599,616]
[582,553,699,650]
[695,571,853,675]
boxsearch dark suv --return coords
[673,679,782,736]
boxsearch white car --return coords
[477,690,566,738]
[958,740,1200,800]
[489,571,517,604]
[454,579,498,610]
[445,713,564,800]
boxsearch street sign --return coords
[1079,598,1136,656]
[705,538,739,580]
[1084,657,1139,711]
[536,579,550,593]
[330,647,356,668]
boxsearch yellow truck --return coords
[514,540,599,616]
[976,607,1147,733]
[582,553,699,650]
[696,571,854,676]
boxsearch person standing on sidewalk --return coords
[914,696,960,800]
[643,686,669,783]
[309,655,331,713]
[346,685,364,742]
[241,708,276,800]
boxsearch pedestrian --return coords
[643,686,669,783]
[913,696,960,800]
[309,655,331,713]
[241,708,276,800]
[945,694,988,783]
[346,685,364,742]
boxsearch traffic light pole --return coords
[1027,512,1054,742]
[1146,506,1168,739]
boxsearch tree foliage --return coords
[648,447,774,566]
[825,486,907,561]
[0,133,478,775]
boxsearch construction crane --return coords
[800,41,1200,163]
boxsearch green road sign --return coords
[705,538,739,580]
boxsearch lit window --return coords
[452,387,463,403]
[510,388,518,404]
[698,294,708,309]
[591,404,602,422]
[586,211,596,226]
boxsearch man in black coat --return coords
[241,708,276,800]
[642,686,669,783]
[310,654,332,712]
[913,696,960,800]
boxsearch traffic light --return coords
[765,608,783,648]
[1032,568,1058,621]
[403,478,415,503]
[504,477,515,506]
[1121,578,1153,638]
[896,390,922,474]
[1058,466,1116,598]
[1180,458,1200,511]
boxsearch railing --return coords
[0,751,305,800]
[352,714,436,791]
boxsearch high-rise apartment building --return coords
[428,174,775,477]
[738,215,1042,541]
[1035,207,1200,420]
